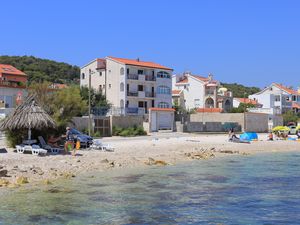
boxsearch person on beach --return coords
[48,135,61,147]
[267,132,274,141]
[228,128,238,141]
[64,127,76,156]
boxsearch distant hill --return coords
[0,55,80,84]
[221,82,261,98]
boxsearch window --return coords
[138,101,144,107]
[138,85,144,91]
[120,67,124,75]
[158,102,169,108]
[81,73,85,79]
[127,68,129,74]
[99,85,102,92]
[109,84,112,89]
[152,100,155,107]
[120,82,124,92]
[99,72,102,76]
[138,70,144,75]
[157,85,170,94]
[275,95,281,102]
[292,95,296,101]
[157,71,170,79]
[127,84,129,91]
[194,99,201,107]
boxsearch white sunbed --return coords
[16,144,47,156]
[90,140,114,151]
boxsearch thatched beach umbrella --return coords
[0,95,56,140]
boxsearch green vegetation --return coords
[221,83,261,98]
[282,110,299,125]
[80,86,111,108]
[0,55,80,84]
[230,103,256,113]
[112,126,147,137]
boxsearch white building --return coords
[249,83,300,115]
[80,56,173,115]
[172,72,233,112]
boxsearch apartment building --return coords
[172,72,233,112]
[249,83,300,114]
[80,56,173,115]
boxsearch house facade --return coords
[0,64,28,118]
[172,72,233,112]
[80,56,173,115]
[233,98,262,108]
[249,83,300,114]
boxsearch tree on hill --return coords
[221,82,261,98]
[0,55,80,84]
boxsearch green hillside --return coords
[221,82,261,98]
[0,55,80,84]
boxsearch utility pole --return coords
[88,69,94,136]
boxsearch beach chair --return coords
[38,136,62,154]
[90,140,114,151]
[31,145,48,156]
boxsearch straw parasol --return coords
[0,95,56,140]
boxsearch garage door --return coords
[158,112,173,130]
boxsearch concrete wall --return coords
[111,115,144,129]
[70,117,89,132]
[182,112,277,133]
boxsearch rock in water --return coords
[0,169,8,177]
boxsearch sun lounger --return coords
[38,136,63,154]
[90,140,115,151]
[16,144,47,156]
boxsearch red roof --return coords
[274,83,298,95]
[235,98,259,105]
[0,64,27,76]
[292,102,300,109]
[172,90,182,95]
[108,57,172,70]
[196,108,223,113]
[149,107,175,112]
[176,75,210,85]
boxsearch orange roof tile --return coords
[292,102,300,109]
[196,108,223,113]
[0,64,27,76]
[172,90,182,95]
[149,107,175,112]
[274,83,298,95]
[108,57,172,70]
[175,75,210,85]
[235,98,259,105]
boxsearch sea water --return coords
[1,152,300,224]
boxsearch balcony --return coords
[127,74,156,82]
[127,91,138,97]
[127,91,155,98]
[126,107,145,115]
[127,74,138,80]
[205,91,215,96]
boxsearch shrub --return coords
[113,126,147,137]
[5,130,27,148]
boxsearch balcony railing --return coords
[205,91,215,96]
[0,80,26,88]
[127,74,156,81]
[126,107,145,115]
[145,76,156,81]
[127,74,138,80]
[145,92,155,97]
[127,91,138,97]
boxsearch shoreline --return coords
[0,133,299,188]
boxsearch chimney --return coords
[136,58,140,62]
[208,73,213,81]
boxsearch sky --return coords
[0,0,300,88]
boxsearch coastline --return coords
[0,133,299,188]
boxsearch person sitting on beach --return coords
[48,135,61,147]
[229,129,238,141]
[267,132,274,141]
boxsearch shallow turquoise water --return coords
[1,152,300,224]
